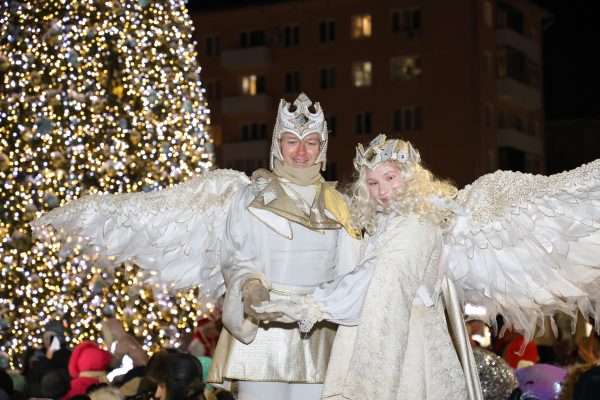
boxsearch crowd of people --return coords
[0,317,234,400]
[0,313,600,399]
[27,92,600,400]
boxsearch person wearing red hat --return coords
[63,341,111,399]
[503,335,539,369]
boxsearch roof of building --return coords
[185,0,294,12]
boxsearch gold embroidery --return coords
[248,170,359,237]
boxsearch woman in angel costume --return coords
[34,93,361,400]
[256,134,600,399]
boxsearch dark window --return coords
[496,2,524,34]
[496,46,541,88]
[356,112,372,134]
[392,107,422,132]
[205,35,220,56]
[283,25,299,47]
[414,106,422,130]
[284,71,300,92]
[319,20,336,43]
[392,8,421,35]
[319,67,336,89]
[206,80,221,101]
[241,123,268,141]
[240,30,266,47]
[393,109,403,132]
[326,116,336,136]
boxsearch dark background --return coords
[538,0,600,121]
[186,0,600,121]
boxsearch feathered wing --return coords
[32,169,250,303]
[445,160,600,340]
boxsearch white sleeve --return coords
[219,186,271,344]
[310,255,376,326]
[333,228,362,277]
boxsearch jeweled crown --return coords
[270,93,328,170]
[353,134,421,171]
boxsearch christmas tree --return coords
[0,0,214,366]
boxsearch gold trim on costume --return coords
[248,170,359,239]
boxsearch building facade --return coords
[190,0,547,187]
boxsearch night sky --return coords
[540,0,600,121]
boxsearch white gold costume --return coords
[320,213,469,399]
[208,93,360,397]
[209,170,359,386]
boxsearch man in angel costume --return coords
[34,93,360,400]
[206,93,360,399]
[257,134,600,399]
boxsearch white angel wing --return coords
[32,169,250,302]
[445,159,600,340]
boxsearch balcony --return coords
[221,46,271,69]
[221,140,270,174]
[496,78,542,110]
[222,139,270,161]
[497,127,543,155]
[221,94,272,116]
[496,28,541,63]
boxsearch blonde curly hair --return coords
[349,148,458,234]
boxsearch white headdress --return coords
[353,134,420,171]
[270,93,328,171]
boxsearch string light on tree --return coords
[0,0,215,366]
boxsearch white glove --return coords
[252,300,304,323]
[253,296,324,332]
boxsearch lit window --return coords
[352,14,372,38]
[241,75,265,96]
[352,62,372,87]
[390,56,422,80]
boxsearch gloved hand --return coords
[252,300,304,323]
[241,279,282,321]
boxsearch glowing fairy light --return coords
[0,0,214,368]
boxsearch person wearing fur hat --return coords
[63,341,111,399]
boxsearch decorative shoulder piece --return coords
[270,92,328,170]
[353,134,420,171]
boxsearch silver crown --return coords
[270,93,328,170]
[354,134,421,171]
